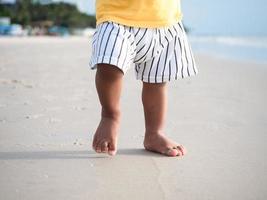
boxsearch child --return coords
[89,0,198,156]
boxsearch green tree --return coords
[0,0,96,28]
[14,0,32,25]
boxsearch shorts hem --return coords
[89,56,128,74]
[137,72,198,83]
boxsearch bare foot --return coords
[144,133,186,157]
[92,117,119,156]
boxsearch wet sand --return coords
[0,37,267,200]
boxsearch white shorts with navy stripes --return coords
[89,21,198,83]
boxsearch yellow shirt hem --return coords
[96,14,183,28]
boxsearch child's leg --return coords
[142,82,186,156]
[92,64,123,155]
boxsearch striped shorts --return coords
[89,21,198,83]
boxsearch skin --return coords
[92,64,186,156]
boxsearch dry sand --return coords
[0,37,267,200]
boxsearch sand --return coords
[0,36,267,200]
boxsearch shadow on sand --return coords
[0,148,164,160]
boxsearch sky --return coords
[182,0,267,36]
[54,0,95,15]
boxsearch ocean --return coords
[182,0,267,63]
[189,36,267,64]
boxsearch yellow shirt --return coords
[96,0,183,28]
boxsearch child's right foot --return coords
[143,133,186,157]
[92,117,119,156]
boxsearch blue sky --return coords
[182,0,267,36]
[54,0,95,14]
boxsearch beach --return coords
[0,37,267,200]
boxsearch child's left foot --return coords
[144,133,186,157]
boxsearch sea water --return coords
[182,0,267,63]
[189,36,267,64]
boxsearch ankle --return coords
[101,108,121,122]
[144,129,164,139]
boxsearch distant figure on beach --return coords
[89,0,198,156]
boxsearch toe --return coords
[165,148,181,157]
[92,135,98,150]
[101,141,109,153]
[95,141,102,153]
[174,145,186,156]
[108,141,117,156]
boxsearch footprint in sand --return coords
[73,139,85,146]
[23,101,32,106]
[0,79,34,88]
[25,114,44,119]
[73,106,87,111]
[48,117,62,123]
